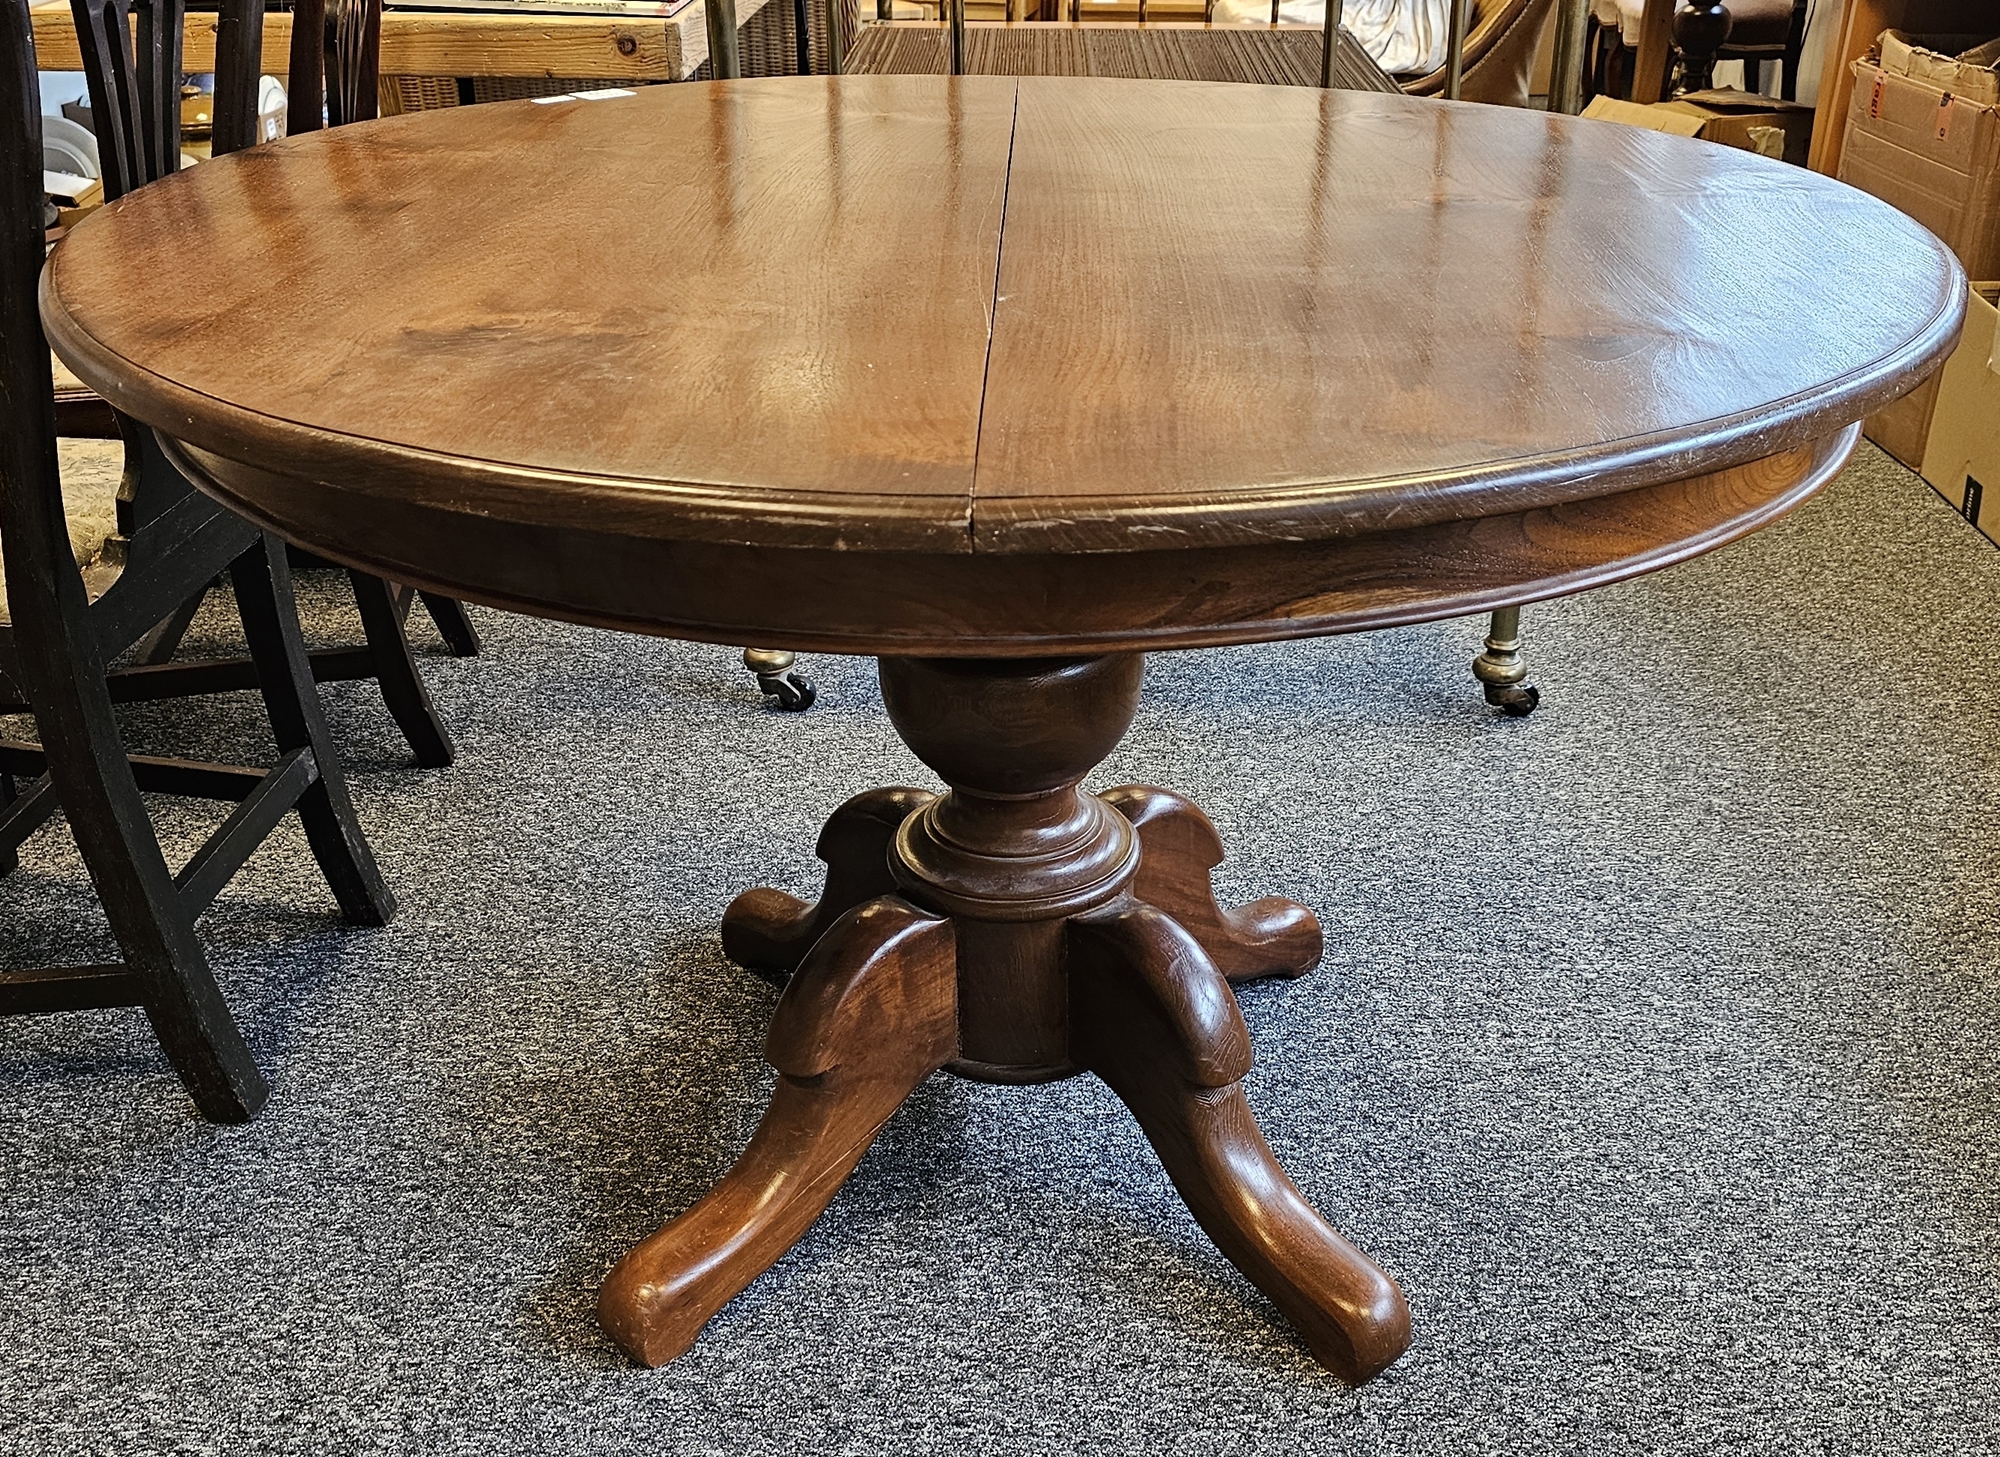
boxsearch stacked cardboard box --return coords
[1837,30,2000,466]
[1919,283,2000,546]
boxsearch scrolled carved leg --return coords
[1067,903,1409,1385]
[1103,785,1322,984]
[600,895,957,1367]
[721,786,936,980]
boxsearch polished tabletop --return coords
[43,75,1964,649]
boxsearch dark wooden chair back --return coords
[51,0,479,767]
[0,0,396,1121]
[286,0,383,133]
[2,15,71,642]
[69,0,186,199]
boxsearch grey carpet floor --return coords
[3,443,1998,1455]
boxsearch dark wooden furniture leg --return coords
[0,767,20,875]
[348,569,455,769]
[615,654,1409,1382]
[599,896,958,1366]
[419,590,481,657]
[8,629,270,1121]
[54,572,471,769]
[239,548,397,925]
[133,588,205,665]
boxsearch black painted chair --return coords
[0,0,396,1122]
[24,0,479,769]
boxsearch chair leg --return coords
[132,587,207,665]
[15,617,268,1121]
[1,769,16,875]
[231,540,397,927]
[742,648,817,711]
[348,571,455,769]
[418,591,481,658]
[1472,605,1541,717]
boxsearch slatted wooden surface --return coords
[844,20,1400,89]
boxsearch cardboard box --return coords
[1918,282,2000,548]
[1838,40,2000,280]
[1839,32,2000,465]
[1866,370,1942,469]
[1581,89,1816,165]
[1880,30,2000,106]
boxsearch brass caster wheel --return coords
[1471,606,1539,719]
[1482,680,1541,717]
[742,648,817,712]
[758,669,818,712]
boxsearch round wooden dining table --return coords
[44,73,1963,1383]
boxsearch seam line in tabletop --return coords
[958,270,1965,550]
[966,81,1024,550]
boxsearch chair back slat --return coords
[285,0,382,133]
[0,0,71,634]
[211,0,269,156]
[68,0,144,199]
[287,0,325,133]
[326,0,382,125]
[73,0,184,199]
[130,0,183,183]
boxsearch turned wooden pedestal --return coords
[597,654,1409,1382]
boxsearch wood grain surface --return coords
[41,75,1963,648]
[975,77,1957,547]
[49,77,1015,550]
[156,424,1856,653]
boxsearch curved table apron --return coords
[44,74,1964,1383]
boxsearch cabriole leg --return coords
[600,895,956,1367]
[722,785,936,981]
[1101,784,1323,984]
[1068,903,1409,1384]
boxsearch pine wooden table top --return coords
[44,75,1964,653]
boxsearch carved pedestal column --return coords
[601,654,1410,1383]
